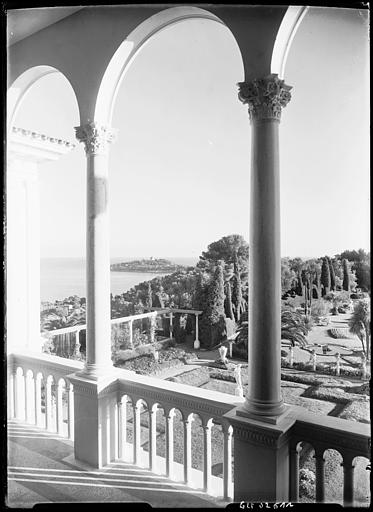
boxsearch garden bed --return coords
[115,347,197,375]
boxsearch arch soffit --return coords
[95,5,308,128]
[94,6,229,127]
[271,6,309,79]
[7,65,78,133]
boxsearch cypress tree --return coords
[205,261,226,348]
[328,257,336,291]
[194,272,210,347]
[232,252,243,322]
[146,282,153,311]
[224,281,235,320]
[320,257,331,296]
[343,259,350,291]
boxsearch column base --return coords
[237,400,292,425]
[76,362,115,381]
[193,339,200,350]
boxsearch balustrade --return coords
[8,352,83,440]
[44,310,162,357]
[7,352,370,504]
[289,406,370,507]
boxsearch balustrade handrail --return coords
[41,311,159,338]
[289,405,370,458]
[9,351,84,377]
[117,368,245,423]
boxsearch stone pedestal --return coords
[68,373,119,468]
[225,407,295,501]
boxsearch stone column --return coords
[224,75,294,503]
[69,122,118,468]
[75,122,116,378]
[238,74,292,419]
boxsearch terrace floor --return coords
[7,420,227,508]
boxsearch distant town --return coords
[110,257,185,273]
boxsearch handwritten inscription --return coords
[240,503,294,509]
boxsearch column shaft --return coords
[237,75,291,418]
[247,119,283,415]
[85,151,112,373]
[75,122,116,377]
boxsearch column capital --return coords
[75,121,117,155]
[237,74,292,123]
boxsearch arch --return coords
[94,6,236,127]
[7,65,79,134]
[271,6,309,79]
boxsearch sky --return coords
[12,6,370,260]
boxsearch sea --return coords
[41,256,198,302]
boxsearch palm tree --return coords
[349,299,371,360]
[281,308,310,347]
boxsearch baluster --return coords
[166,409,175,479]
[183,414,193,485]
[119,396,128,460]
[149,404,158,472]
[9,371,15,419]
[113,400,119,461]
[133,401,141,465]
[34,373,43,427]
[45,376,54,431]
[67,382,74,440]
[203,419,213,493]
[342,455,355,507]
[56,380,64,435]
[314,448,325,502]
[290,443,301,502]
[14,369,23,420]
[223,424,233,500]
[24,371,30,422]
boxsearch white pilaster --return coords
[6,128,74,354]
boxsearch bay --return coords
[40,256,198,302]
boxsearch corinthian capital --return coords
[238,74,292,122]
[75,122,117,155]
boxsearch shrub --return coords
[311,299,330,319]
[281,349,288,357]
[133,327,149,346]
[136,344,155,356]
[210,371,236,383]
[299,469,316,498]
[327,328,351,339]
